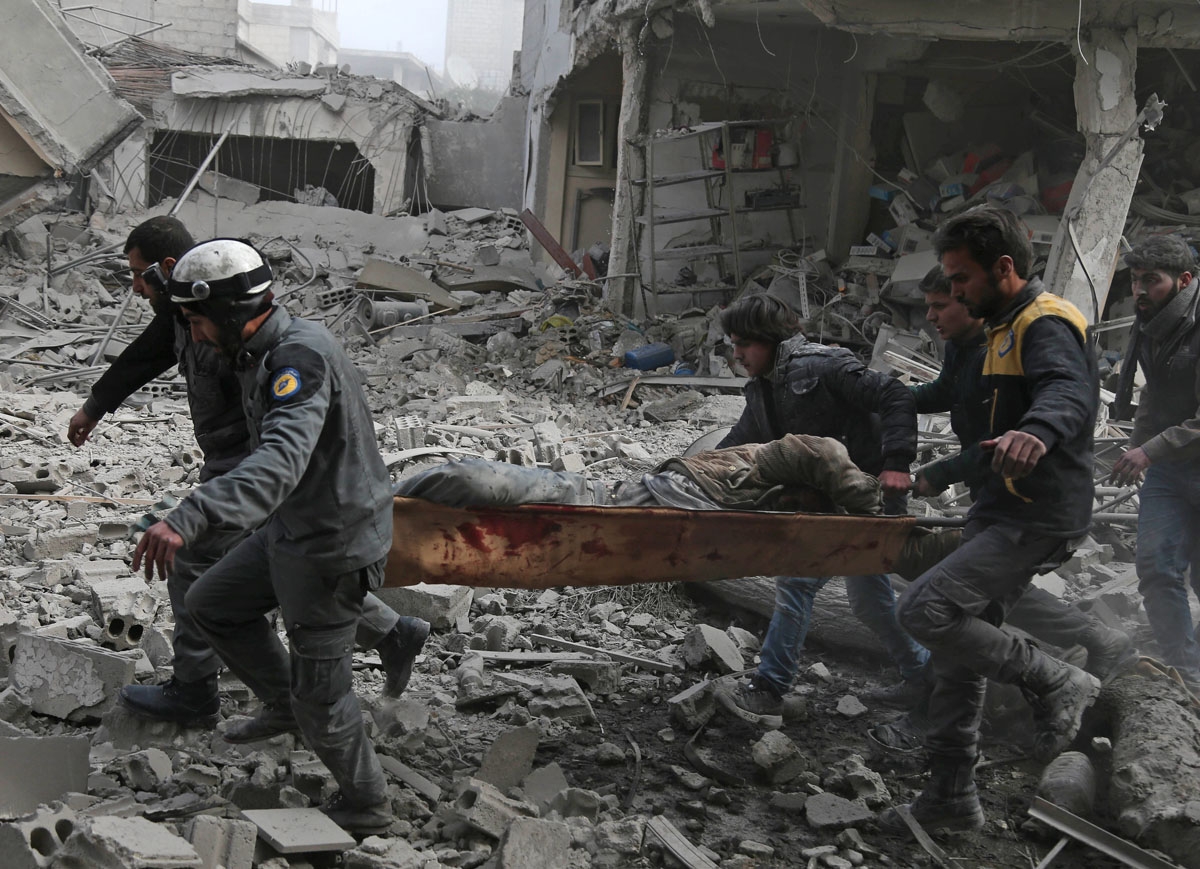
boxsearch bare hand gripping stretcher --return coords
[384,497,919,589]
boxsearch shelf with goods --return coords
[633,120,803,297]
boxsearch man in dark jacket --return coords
[913,267,1132,681]
[133,238,401,835]
[883,206,1101,835]
[1111,235,1200,687]
[714,295,925,728]
[70,219,426,731]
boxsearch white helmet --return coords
[169,238,272,304]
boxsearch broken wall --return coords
[519,0,575,224]
[424,94,527,211]
[63,0,240,59]
[239,0,339,68]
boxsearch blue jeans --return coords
[756,573,930,697]
[1137,460,1200,675]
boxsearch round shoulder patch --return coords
[271,367,302,401]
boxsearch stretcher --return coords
[384,496,918,589]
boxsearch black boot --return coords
[375,616,431,698]
[1080,622,1135,680]
[878,756,984,834]
[119,674,219,728]
[222,702,300,743]
[320,791,393,836]
[1020,647,1101,762]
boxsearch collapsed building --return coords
[0,0,1199,867]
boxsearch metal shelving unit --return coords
[633,120,802,296]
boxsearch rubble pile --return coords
[0,198,1176,868]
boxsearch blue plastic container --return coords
[623,342,675,370]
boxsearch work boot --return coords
[860,675,931,712]
[1080,622,1135,680]
[716,676,783,729]
[878,756,984,834]
[320,791,393,836]
[221,702,300,743]
[375,616,431,698]
[118,674,219,728]
[1019,647,1101,763]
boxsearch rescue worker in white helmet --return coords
[132,238,398,835]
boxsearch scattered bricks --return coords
[453,778,538,839]
[110,747,173,791]
[0,803,78,868]
[804,792,875,830]
[825,755,890,808]
[498,817,573,869]
[527,676,595,722]
[373,583,472,631]
[477,725,539,792]
[751,731,807,785]
[88,577,158,651]
[22,526,98,561]
[185,816,256,869]
[667,680,716,730]
[57,814,200,867]
[549,659,622,695]
[681,624,744,674]
[10,633,135,720]
[0,735,88,817]
[521,763,569,813]
[836,695,868,719]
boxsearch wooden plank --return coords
[377,754,441,803]
[520,208,583,277]
[646,815,719,869]
[528,633,678,674]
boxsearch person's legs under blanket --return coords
[756,576,829,697]
[186,530,292,713]
[845,574,929,681]
[276,555,389,809]
[395,457,607,507]
[1136,462,1200,676]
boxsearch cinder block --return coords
[10,633,135,720]
[0,735,89,817]
[22,526,98,560]
[185,815,256,869]
[453,778,537,839]
[56,815,200,867]
[111,747,173,791]
[0,803,78,868]
[88,577,158,651]
[498,817,573,869]
[372,583,472,631]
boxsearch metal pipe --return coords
[169,122,235,217]
[89,289,137,366]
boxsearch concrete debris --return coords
[0,735,88,817]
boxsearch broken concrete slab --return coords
[477,725,539,793]
[0,734,89,816]
[373,583,472,631]
[522,763,569,814]
[185,816,256,869]
[22,525,98,560]
[452,778,538,839]
[356,258,460,312]
[170,70,327,99]
[240,808,356,853]
[681,624,744,674]
[56,814,200,868]
[804,792,875,830]
[0,0,141,177]
[527,676,595,722]
[498,817,573,869]
[10,633,135,720]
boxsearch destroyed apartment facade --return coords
[1,0,1200,867]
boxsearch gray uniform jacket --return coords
[165,309,393,573]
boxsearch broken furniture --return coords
[634,120,802,296]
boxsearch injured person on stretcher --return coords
[392,432,957,583]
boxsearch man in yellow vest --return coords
[880,206,1101,834]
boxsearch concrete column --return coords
[826,70,877,261]
[604,18,655,316]
[1042,28,1141,324]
